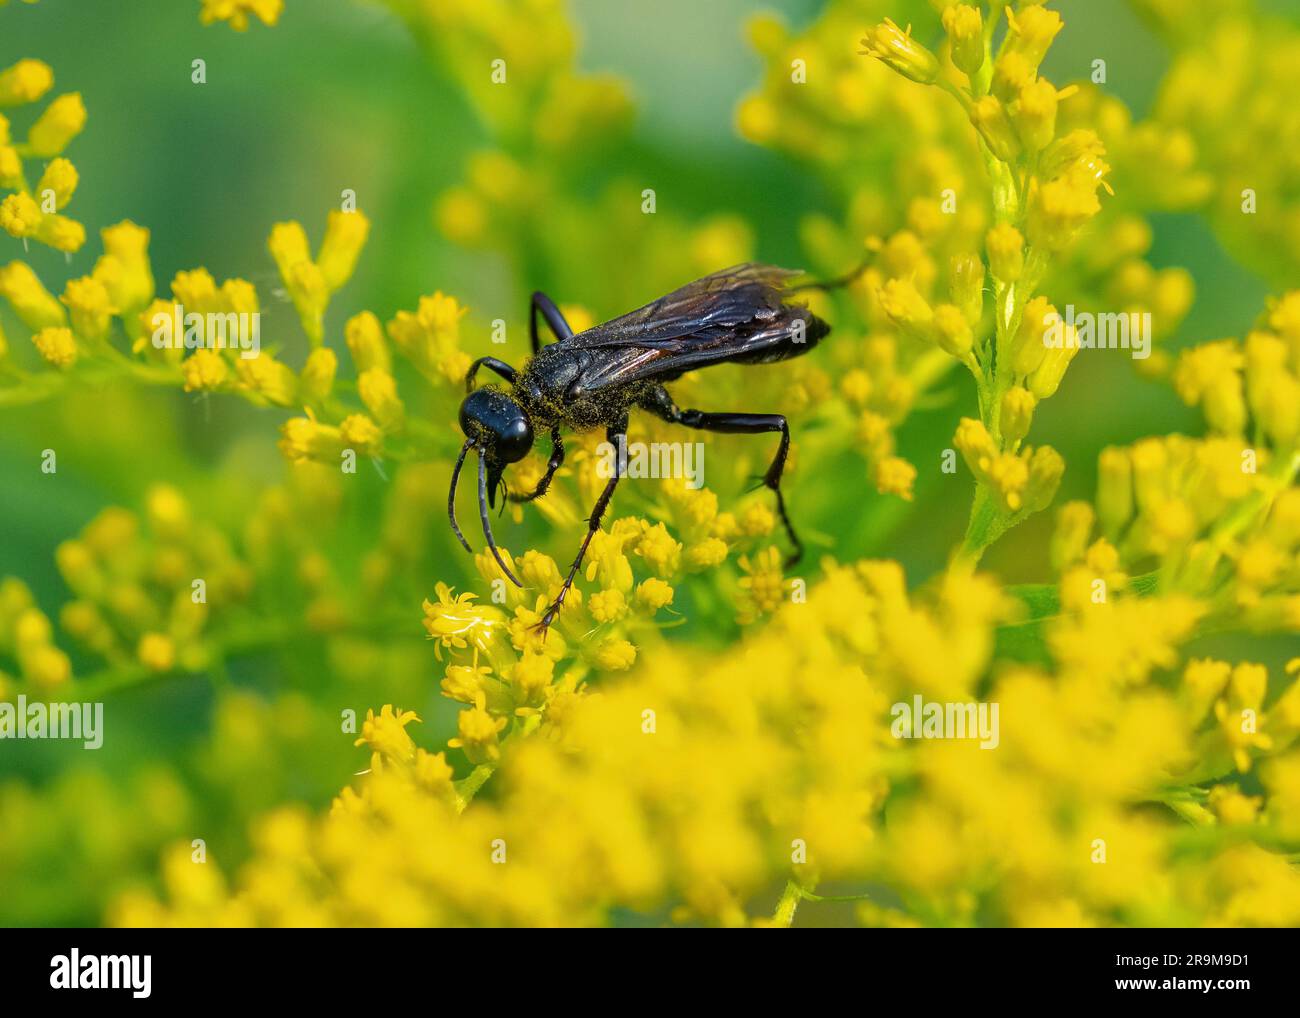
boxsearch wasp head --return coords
[459,387,534,497]
[448,386,533,587]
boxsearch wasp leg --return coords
[509,426,565,503]
[535,417,625,634]
[530,291,574,355]
[466,356,517,392]
[642,385,802,567]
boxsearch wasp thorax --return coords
[459,387,534,463]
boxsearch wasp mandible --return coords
[449,261,857,632]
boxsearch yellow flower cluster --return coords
[51,486,253,680]
[118,552,1300,927]
[741,4,997,500]
[1047,292,1300,636]
[849,3,1111,557]
[1135,0,1300,287]
[0,57,85,253]
[0,577,72,690]
[199,0,283,32]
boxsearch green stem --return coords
[454,763,496,813]
[771,879,804,927]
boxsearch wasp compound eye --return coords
[459,388,534,464]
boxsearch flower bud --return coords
[359,368,406,431]
[991,51,1034,103]
[942,4,984,78]
[36,157,78,210]
[1000,385,1036,444]
[1004,4,1063,73]
[27,92,86,157]
[954,417,996,477]
[1096,446,1133,538]
[32,325,76,369]
[861,19,940,85]
[1027,325,1079,398]
[932,303,973,357]
[1051,501,1094,572]
[317,209,370,292]
[949,252,984,324]
[1011,295,1057,376]
[346,310,391,373]
[1023,444,1064,514]
[0,260,66,330]
[877,277,934,339]
[970,96,1019,163]
[0,59,54,106]
[985,223,1024,283]
[300,347,338,403]
[1014,79,1063,155]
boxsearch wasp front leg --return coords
[509,427,564,503]
[642,385,802,567]
[465,356,517,391]
[534,417,626,634]
[530,291,574,355]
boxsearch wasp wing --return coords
[561,263,828,394]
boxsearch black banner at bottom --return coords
[0,927,1293,1005]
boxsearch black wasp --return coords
[448,261,853,632]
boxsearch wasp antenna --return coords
[792,253,875,293]
[478,447,522,586]
[447,437,475,554]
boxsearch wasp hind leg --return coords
[642,386,802,568]
[534,417,626,634]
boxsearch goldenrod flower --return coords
[317,209,370,291]
[0,58,53,106]
[0,191,40,238]
[1,260,66,329]
[421,584,503,660]
[860,19,940,85]
[299,347,337,403]
[970,96,1019,163]
[35,213,84,252]
[181,349,230,392]
[1001,386,1036,444]
[387,291,471,384]
[32,325,76,368]
[345,310,390,373]
[875,455,917,500]
[634,577,674,613]
[1015,79,1073,155]
[200,0,283,32]
[877,276,933,340]
[932,303,973,358]
[35,157,77,209]
[592,637,637,671]
[236,354,298,407]
[942,4,984,78]
[1027,326,1080,398]
[60,275,115,342]
[355,705,421,770]
[358,368,405,431]
[339,413,382,456]
[137,632,176,673]
[1004,3,1063,73]
[97,221,154,312]
[26,92,85,157]
[447,693,507,765]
